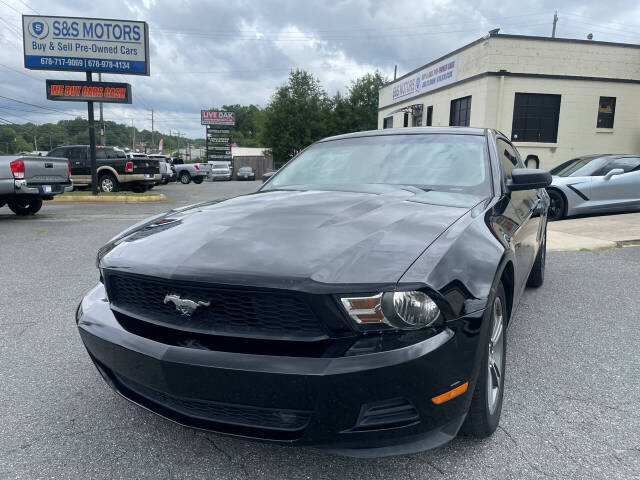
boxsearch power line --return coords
[0,94,80,117]
[15,0,40,14]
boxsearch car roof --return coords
[318,126,488,143]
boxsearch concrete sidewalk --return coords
[547,211,640,251]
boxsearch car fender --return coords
[97,165,119,181]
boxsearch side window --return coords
[601,157,640,175]
[67,147,86,162]
[496,138,518,180]
[48,147,66,158]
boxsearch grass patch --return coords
[60,191,159,197]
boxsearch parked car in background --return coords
[47,145,160,193]
[262,170,277,182]
[547,154,640,220]
[236,166,255,181]
[208,161,232,181]
[147,154,175,184]
[172,158,211,184]
[81,127,551,457]
[0,155,72,215]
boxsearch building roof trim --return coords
[384,33,640,89]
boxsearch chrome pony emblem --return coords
[164,294,210,316]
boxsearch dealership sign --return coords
[201,110,235,125]
[391,55,458,103]
[22,15,149,75]
[46,79,132,103]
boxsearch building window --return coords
[597,97,616,129]
[449,96,471,127]
[511,93,561,143]
[426,106,433,126]
[412,105,423,126]
[403,112,409,127]
[383,116,393,129]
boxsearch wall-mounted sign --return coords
[22,15,149,75]
[46,79,132,103]
[391,55,458,103]
[201,110,235,125]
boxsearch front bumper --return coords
[77,283,485,457]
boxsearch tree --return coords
[344,71,387,132]
[262,69,333,165]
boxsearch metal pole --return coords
[151,109,154,152]
[552,11,558,38]
[98,73,105,145]
[87,71,98,195]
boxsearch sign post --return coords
[22,15,149,194]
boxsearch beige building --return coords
[378,32,640,169]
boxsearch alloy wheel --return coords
[487,296,505,414]
[101,178,114,192]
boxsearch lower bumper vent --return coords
[350,398,420,431]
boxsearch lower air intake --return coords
[350,398,420,431]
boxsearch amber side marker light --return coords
[431,382,469,405]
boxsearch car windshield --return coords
[550,157,609,177]
[266,134,491,195]
[239,167,251,172]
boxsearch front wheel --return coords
[99,174,119,193]
[8,197,43,215]
[547,189,566,221]
[460,283,507,438]
[193,177,204,184]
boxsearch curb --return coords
[51,194,167,203]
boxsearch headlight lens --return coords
[340,290,440,330]
[391,291,440,328]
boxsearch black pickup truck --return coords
[47,145,161,192]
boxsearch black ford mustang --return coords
[78,127,551,457]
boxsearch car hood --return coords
[551,175,591,187]
[102,188,477,291]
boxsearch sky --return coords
[1,0,639,141]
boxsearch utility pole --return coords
[150,109,155,153]
[98,73,105,145]
[34,135,37,151]
[551,11,558,38]
[131,119,135,150]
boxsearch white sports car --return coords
[547,155,640,220]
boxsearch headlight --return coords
[340,290,441,330]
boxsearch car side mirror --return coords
[604,168,624,180]
[262,171,276,183]
[508,168,552,191]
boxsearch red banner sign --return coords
[201,110,235,125]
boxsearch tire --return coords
[460,283,507,438]
[147,185,154,190]
[162,178,169,185]
[527,228,546,288]
[547,189,566,221]
[0,201,5,209]
[8,197,43,216]
[193,177,204,184]
[99,174,119,193]
[180,172,191,184]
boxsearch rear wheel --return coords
[130,183,148,193]
[99,174,119,193]
[193,177,204,184]
[8,197,43,215]
[180,172,191,184]
[547,189,566,221]
[460,283,507,438]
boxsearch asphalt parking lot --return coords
[1,181,639,479]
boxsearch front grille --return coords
[105,272,328,340]
[113,372,311,432]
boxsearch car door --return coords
[589,157,640,210]
[496,137,539,291]
[67,147,87,176]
